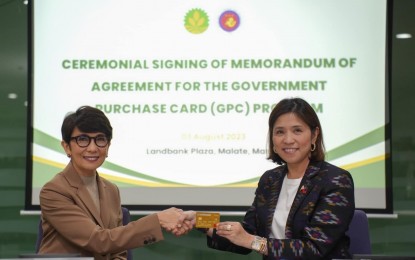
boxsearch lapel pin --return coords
[300,185,307,194]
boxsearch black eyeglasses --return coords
[70,134,109,148]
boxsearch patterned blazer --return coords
[208,160,355,259]
[39,162,164,260]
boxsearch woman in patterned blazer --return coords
[203,97,355,259]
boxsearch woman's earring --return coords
[311,143,316,152]
[67,154,71,158]
[273,147,278,154]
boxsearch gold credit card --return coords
[195,212,220,228]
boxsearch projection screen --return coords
[26,0,392,214]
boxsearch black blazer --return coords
[208,160,355,259]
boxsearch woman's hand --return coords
[157,208,196,236]
[215,221,254,249]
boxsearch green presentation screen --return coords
[26,0,392,214]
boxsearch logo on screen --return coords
[219,10,240,32]
[184,8,209,34]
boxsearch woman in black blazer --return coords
[203,97,355,259]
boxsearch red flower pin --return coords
[300,185,307,194]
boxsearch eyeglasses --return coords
[70,134,109,148]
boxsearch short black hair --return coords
[61,106,112,144]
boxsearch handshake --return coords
[156,208,197,236]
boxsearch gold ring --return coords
[226,224,232,231]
